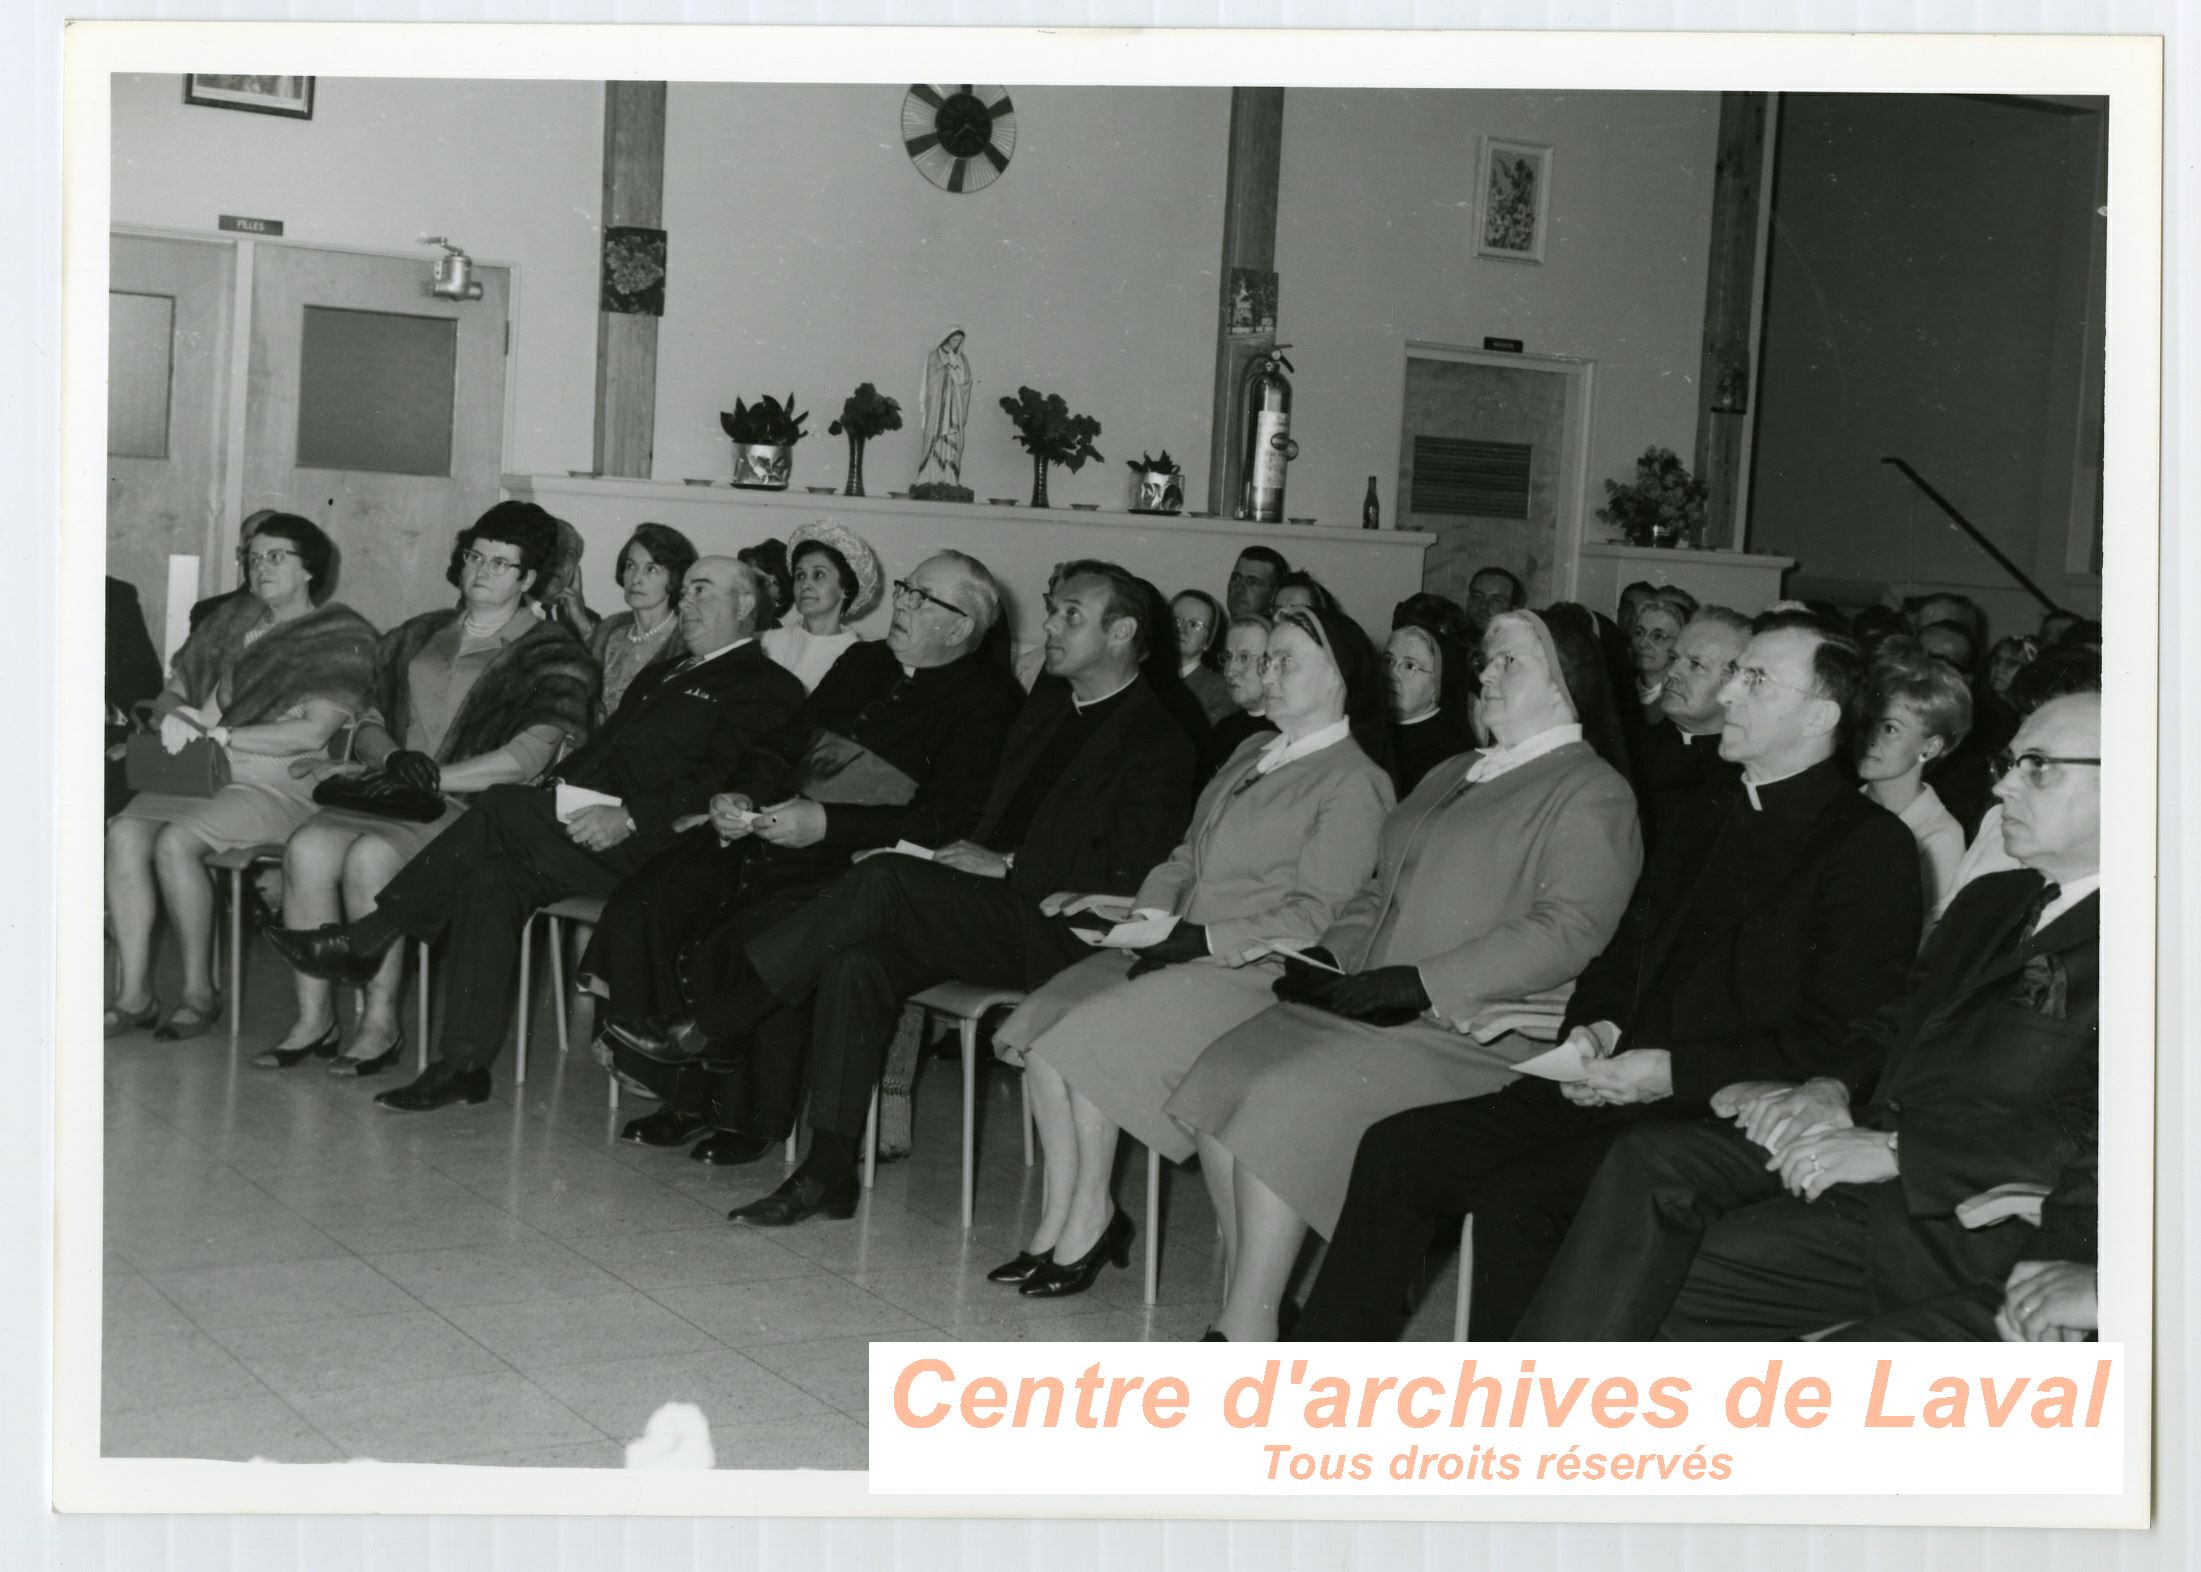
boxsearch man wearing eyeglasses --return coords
[1518,691,2102,1340]
[589,551,1024,1163]
[272,555,809,1113]
[1632,605,1751,847]
[612,559,1196,1227]
[1297,610,1923,1341]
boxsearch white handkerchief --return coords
[1511,1037,1597,1083]
[554,783,625,824]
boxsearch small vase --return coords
[1030,454,1051,509]
[843,437,866,498]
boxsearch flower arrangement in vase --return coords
[1126,450,1186,514]
[999,386,1103,509]
[827,383,902,498]
[719,393,810,489]
[1595,446,1709,549]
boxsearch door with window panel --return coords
[242,245,509,630]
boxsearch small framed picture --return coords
[1474,135,1552,263]
[181,75,316,120]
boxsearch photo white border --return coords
[48,17,2163,1532]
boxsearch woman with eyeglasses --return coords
[1384,593,1476,795]
[983,605,1395,1299]
[104,513,378,1041]
[1166,603,1641,1340]
[1210,615,1279,758]
[255,502,599,1073]
[586,523,698,721]
[1627,588,1697,728]
[1169,589,1236,726]
[760,520,883,692]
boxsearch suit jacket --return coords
[106,577,166,815]
[973,675,1196,904]
[553,639,805,850]
[1857,869,2099,1258]
[1563,754,1923,1113]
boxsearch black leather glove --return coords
[1272,946,1345,1008]
[383,749,442,792]
[1324,964,1433,1026]
[1126,921,1208,980]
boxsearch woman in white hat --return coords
[760,519,883,692]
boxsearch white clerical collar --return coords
[1254,717,1352,776]
[1675,725,1717,745]
[1073,673,1138,712]
[1464,722,1583,785]
[1741,760,1814,811]
[1397,707,1441,727]
[2034,873,2100,933]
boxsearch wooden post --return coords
[1207,88,1285,517]
[1693,91,1772,550]
[593,82,667,479]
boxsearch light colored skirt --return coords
[298,797,467,866]
[1016,953,1289,1164]
[111,750,323,854]
[1163,1003,1539,1236]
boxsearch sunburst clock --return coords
[901,84,1017,195]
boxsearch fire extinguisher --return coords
[1236,346,1299,523]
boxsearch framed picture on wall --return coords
[181,75,316,120]
[1474,135,1551,262]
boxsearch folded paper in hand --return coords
[890,840,936,861]
[554,783,625,824]
[1510,1035,1597,1083]
[1956,1182,2051,1230]
[1076,912,1182,950]
[1269,944,1345,974]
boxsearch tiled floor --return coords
[100,935,1461,1469]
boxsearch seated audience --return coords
[2037,608,2080,647]
[738,540,793,633]
[105,514,376,1041]
[1856,646,1971,926]
[611,559,1197,1227]
[1614,578,1659,634]
[258,504,597,1074]
[1631,604,1749,846]
[1383,593,1475,795]
[1516,691,2099,1340]
[185,508,278,633]
[1225,547,1288,621]
[1942,643,2101,906]
[269,556,807,1112]
[591,551,1023,1161]
[1850,603,1911,660]
[1165,603,1641,1340]
[105,575,165,819]
[986,604,1394,1298]
[1170,588,1236,725]
[1295,610,1921,1341]
[1912,590,1989,653]
[1919,617,2020,839]
[586,523,697,721]
[761,520,883,692]
[1272,568,1339,618]
[1625,589,1696,728]
[1210,614,1279,758]
[1465,565,1525,639]
[1986,634,2037,702]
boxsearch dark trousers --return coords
[1295,1078,1656,1342]
[372,783,643,1068]
[583,830,749,1025]
[737,854,1081,1141]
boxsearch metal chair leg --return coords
[514,917,531,1087]
[1145,1146,1162,1306]
[960,1019,979,1231]
[547,915,569,1055]
[227,866,245,1049]
[1453,1215,1475,1341]
[861,1087,879,1191]
[415,941,432,1073]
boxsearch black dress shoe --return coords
[602,1012,717,1067]
[621,1106,711,1147]
[985,1249,1054,1285]
[268,923,392,985]
[1020,1209,1133,1298]
[251,1019,340,1070]
[727,1171,859,1227]
[689,1130,776,1166]
[327,1035,404,1079]
[373,1061,491,1113]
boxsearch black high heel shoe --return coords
[251,1020,341,1070]
[326,1032,405,1079]
[986,1248,1054,1285]
[1019,1210,1133,1298]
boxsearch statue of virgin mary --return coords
[912,327,974,500]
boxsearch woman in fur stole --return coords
[259,502,598,1074]
[106,513,377,1041]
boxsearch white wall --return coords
[652,84,1230,507]
[110,73,604,477]
[1275,89,1719,545]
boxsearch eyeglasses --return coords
[892,579,968,620]
[460,548,525,575]
[1223,650,1264,670]
[1992,751,2102,786]
[244,548,300,571]
[1384,654,1435,677]
[1172,617,1213,636]
[1730,666,1815,698]
[1674,654,1735,679]
[1258,653,1304,676]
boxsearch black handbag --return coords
[312,771,447,824]
[123,702,232,798]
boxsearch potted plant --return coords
[1126,449,1186,514]
[999,386,1104,509]
[826,383,902,498]
[1595,446,1709,549]
[718,392,810,489]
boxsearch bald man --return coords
[273,554,809,1113]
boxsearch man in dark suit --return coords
[592,550,1025,1162]
[1518,691,2101,1340]
[613,559,1197,1226]
[1631,605,1748,848]
[106,576,166,818]
[272,556,807,1112]
[1296,611,1922,1341]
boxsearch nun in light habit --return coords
[915,327,973,490]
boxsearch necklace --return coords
[629,609,677,643]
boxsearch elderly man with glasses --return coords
[1296,609,1925,1341]
[1518,691,2103,1341]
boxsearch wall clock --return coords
[901,85,1017,194]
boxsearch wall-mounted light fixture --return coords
[423,236,484,301]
